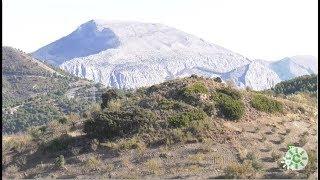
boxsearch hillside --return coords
[271,74,318,95]
[2,76,318,179]
[2,47,106,134]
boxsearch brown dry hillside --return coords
[2,76,318,179]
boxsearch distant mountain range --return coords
[32,19,318,90]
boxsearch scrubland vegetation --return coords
[2,75,318,179]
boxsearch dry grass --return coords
[84,156,103,171]
[3,134,32,153]
[188,153,205,164]
[271,151,281,162]
[107,99,122,111]
[235,145,248,162]
[144,158,163,175]
[259,135,267,142]
[224,161,255,178]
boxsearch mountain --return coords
[269,56,317,81]
[2,47,105,134]
[221,60,281,90]
[32,19,251,89]
[32,19,317,90]
[221,56,318,90]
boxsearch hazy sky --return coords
[2,0,318,60]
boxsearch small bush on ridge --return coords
[250,94,283,113]
[168,109,207,128]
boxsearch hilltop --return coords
[2,75,317,179]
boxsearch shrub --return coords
[271,151,281,161]
[246,152,256,161]
[251,159,263,171]
[138,98,157,109]
[298,136,308,147]
[168,109,207,128]
[158,99,176,110]
[84,156,102,171]
[178,82,209,107]
[84,107,156,139]
[43,134,73,152]
[58,117,68,124]
[70,147,81,156]
[213,77,222,83]
[101,89,119,109]
[224,161,255,178]
[16,156,27,167]
[203,102,215,116]
[118,137,145,151]
[190,74,199,78]
[217,87,242,100]
[245,86,252,91]
[107,99,122,111]
[303,150,317,177]
[250,94,283,113]
[183,82,208,95]
[245,153,264,171]
[215,93,245,120]
[55,155,65,168]
[28,126,43,140]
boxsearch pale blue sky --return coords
[3,0,318,60]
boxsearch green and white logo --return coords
[281,146,308,170]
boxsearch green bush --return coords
[179,82,209,106]
[159,99,177,109]
[58,117,68,124]
[250,94,283,113]
[203,102,215,116]
[217,87,242,100]
[213,77,222,83]
[168,109,207,128]
[55,155,65,168]
[27,126,44,140]
[43,134,73,152]
[183,82,208,95]
[214,93,245,120]
[271,74,317,95]
[84,107,156,139]
[138,98,157,109]
[101,89,120,109]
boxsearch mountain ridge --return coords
[32,19,317,90]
